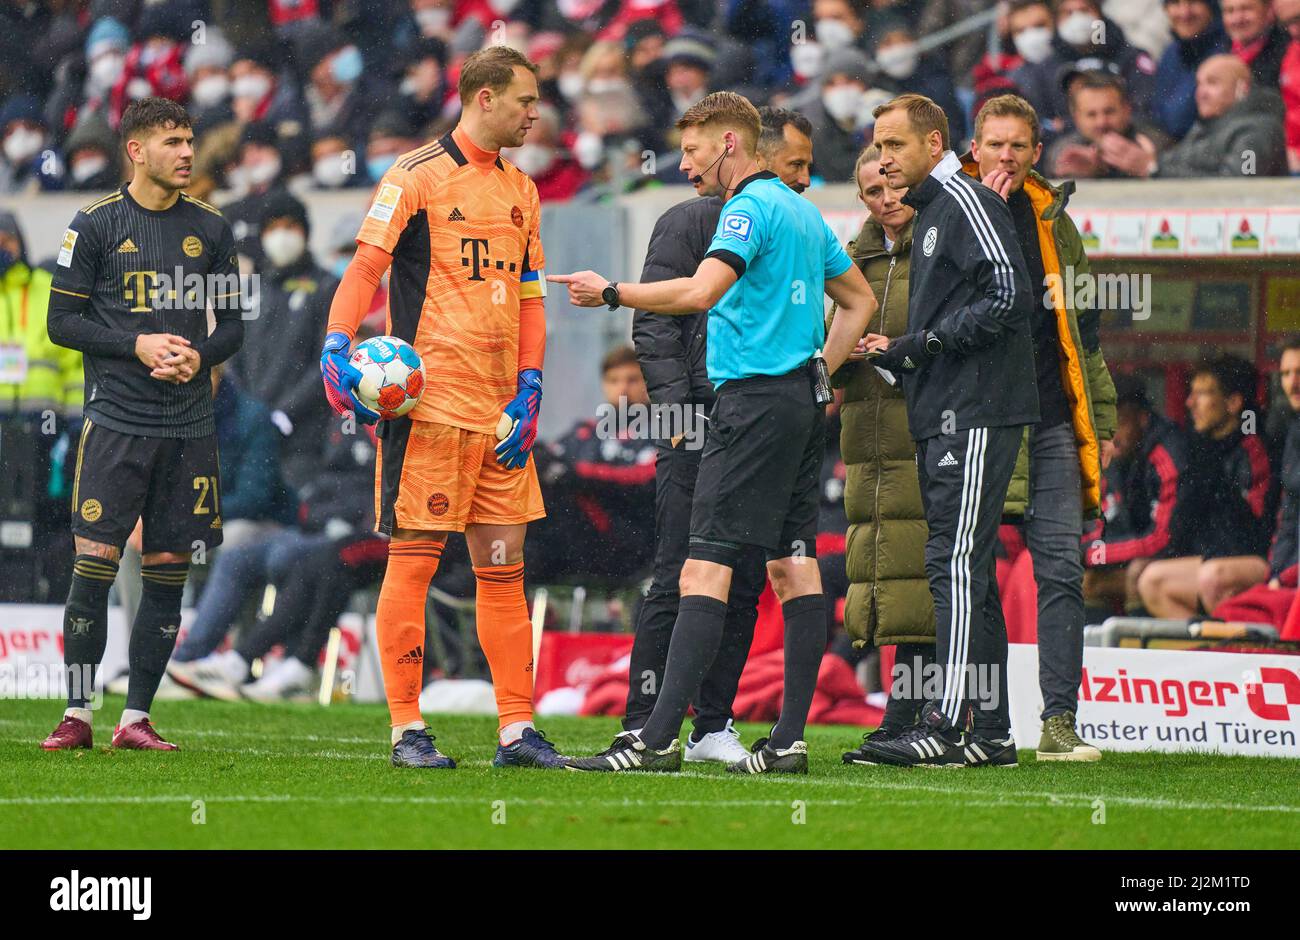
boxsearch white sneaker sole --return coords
[166,666,242,702]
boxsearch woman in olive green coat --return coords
[831,146,935,743]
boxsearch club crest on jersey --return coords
[923,227,938,256]
[511,205,523,228]
[368,184,403,223]
[720,211,753,242]
[80,499,102,522]
[182,236,203,257]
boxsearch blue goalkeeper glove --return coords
[495,368,542,470]
[320,332,379,425]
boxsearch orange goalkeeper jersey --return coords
[356,126,546,433]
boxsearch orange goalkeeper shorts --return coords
[375,418,545,534]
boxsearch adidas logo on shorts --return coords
[938,451,959,468]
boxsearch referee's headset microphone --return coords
[690,141,738,193]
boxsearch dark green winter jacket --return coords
[831,217,934,647]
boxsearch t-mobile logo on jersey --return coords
[460,238,518,282]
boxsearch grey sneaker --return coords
[1036,712,1102,762]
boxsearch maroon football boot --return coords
[41,715,93,750]
[111,718,179,750]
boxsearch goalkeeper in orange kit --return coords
[320,47,567,769]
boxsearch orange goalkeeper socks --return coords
[377,538,444,727]
[473,562,534,730]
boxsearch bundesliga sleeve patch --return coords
[520,268,546,299]
[720,211,754,242]
[57,229,78,267]
[367,184,403,223]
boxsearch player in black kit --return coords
[40,98,244,751]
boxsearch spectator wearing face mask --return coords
[1010,0,1157,142]
[120,6,191,104]
[1153,52,1288,175]
[229,39,308,135]
[0,94,60,193]
[870,16,967,142]
[812,0,871,54]
[63,17,132,132]
[228,191,339,492]
[222,122,289,261]
[61,114,121,191]
[807,47,888,183]
[183,27,235,131]
[395,37,451,133]
[310,131,365,189]
[1155,0,1230,140]
[502,101,590,200]
[1222,0,1290,87]
[296,25,375,150]
[364,111,420,185]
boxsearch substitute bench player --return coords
[321,47,566,770]
[41,98,244,751]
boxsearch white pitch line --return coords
[7,734,1297,817]
[0,793,866,809]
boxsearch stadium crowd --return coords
[0,0,1298,206]
[3,0,1300,705]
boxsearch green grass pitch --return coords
[3,696,1297,850]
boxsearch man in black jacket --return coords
[228,191,339,492]
[619,106,815,765]
[864,93,1038,768]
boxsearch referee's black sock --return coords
[63,555,120,709]
[769,593,827,750]
[125,562,189,713]
[637,595,728,750]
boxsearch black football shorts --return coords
[689,365,825,562]
[69,418,224,555]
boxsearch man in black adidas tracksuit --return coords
[864,94,1038,767]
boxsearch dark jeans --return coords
[174,529,329,661]
[624,440,766,736]
[1021,420,1086,720]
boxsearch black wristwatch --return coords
[601,282,621,310]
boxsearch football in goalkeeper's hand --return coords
[349,336,425,420]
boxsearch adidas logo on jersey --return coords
[118,238,138,253]
[447,208,465,222]
[938,451,959,467]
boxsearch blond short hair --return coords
[675,91,762,156]
[872,93,950,152]
[853,144,881,188]
[974,94,1041,148]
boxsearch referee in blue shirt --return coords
[550,92,878,775]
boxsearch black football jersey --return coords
[49,185,242,438]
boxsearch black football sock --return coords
[63,555,120,708]
[880,642,936,733]
[769,594,827,750]
[637,595,728,750]
[124,562,189,713]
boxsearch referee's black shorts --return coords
[689,365,825,564]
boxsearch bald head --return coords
[1196,54,1251,120]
